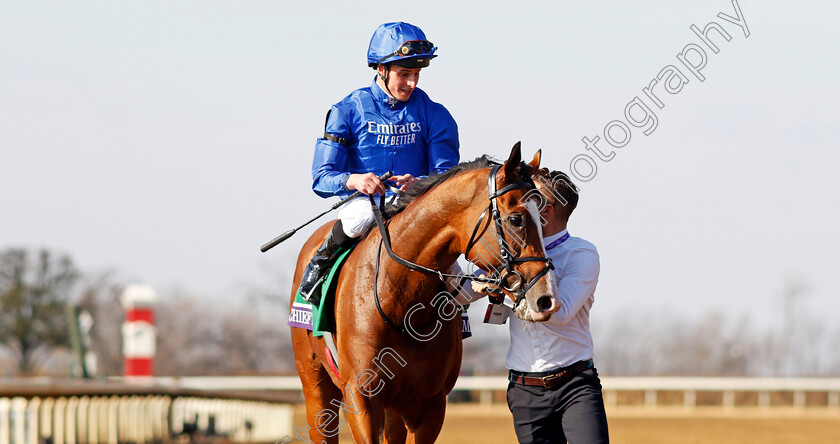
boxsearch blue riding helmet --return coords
[367,22,438,68]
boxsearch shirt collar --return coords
[371,77,407,109]
[544,229,570,251]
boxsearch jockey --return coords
[300,22,460,301]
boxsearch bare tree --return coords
[461,321,510,375]
[827,324,840,374]
[154,292,225,375]
[655,311,756,376]
[76,272,125,376]
[152,290,296,375]
[219,306,295,374]
[778,275,812,375]
[0,248,80,374]
[595,309,764,376]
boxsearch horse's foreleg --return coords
[292,330,343,443]
[383,408,408,444]
[402,393,447,444]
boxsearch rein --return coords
[372,235,468,334]
[369,165,554,332]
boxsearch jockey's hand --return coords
[391,174,418,191]
[346,172,386,195]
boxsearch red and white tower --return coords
[121,284,157,378]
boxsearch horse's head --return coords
[463,142,558,322]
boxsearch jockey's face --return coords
[379,65,421,102]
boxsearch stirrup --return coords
[301,275,326,304]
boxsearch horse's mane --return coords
[382,155,532,218]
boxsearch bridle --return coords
[464,164,555,307]
[369,164,554,332]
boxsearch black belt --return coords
[508,359,594,389]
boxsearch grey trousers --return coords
[506,368,610,444]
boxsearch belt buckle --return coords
[541,371,565,388]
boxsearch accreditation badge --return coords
[483,298,514,325]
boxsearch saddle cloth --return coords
[288,247,354,337]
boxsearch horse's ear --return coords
[528,149,542,169]
[503,141,522,177]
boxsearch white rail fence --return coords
[601,376,840,409]
[0,382,293,444]
[155,375,840,409]
[3,376,839,444]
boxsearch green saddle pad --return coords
[287,246,353,337]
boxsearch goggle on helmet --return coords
[367,22,438,69]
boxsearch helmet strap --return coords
[377,64,399,109]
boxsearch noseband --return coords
[369,164,554,332]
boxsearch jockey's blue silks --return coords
[311,78,459,199]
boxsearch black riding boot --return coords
[298,222,351,304]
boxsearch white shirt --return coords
[506,229,601,372]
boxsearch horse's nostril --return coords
[536,295,552,312]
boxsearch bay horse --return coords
[289,143,557,443]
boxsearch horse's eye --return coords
[509,214,525,227]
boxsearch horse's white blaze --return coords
[523,199,559,316]
[525,199,546,254]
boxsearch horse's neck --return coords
[381,173,482,279]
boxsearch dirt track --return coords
[293,403,840,443]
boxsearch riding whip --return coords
[260,171,393,252]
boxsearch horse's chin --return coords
[529,310,552,322]
[514,301,553,323]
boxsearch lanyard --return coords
[545,232,570,251]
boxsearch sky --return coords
[2,0,839,335]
